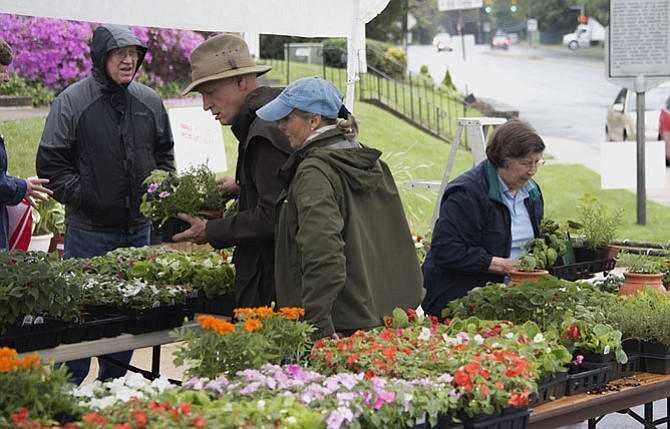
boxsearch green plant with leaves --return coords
[560,318,627,363]
[0,348,80,426]
[31,195,65,236]
[615,251,669,275]
[569,194,623,250]
[602,289,670,345]
[0,251,81,334]
[140,164,223,226]
[172,307,315,379]
[443,276,618,331]
[517,218,567,271]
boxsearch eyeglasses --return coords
[512,158,546,169]
[110,47,139,60]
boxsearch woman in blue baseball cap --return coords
[257,76,423,341]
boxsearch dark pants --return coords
[59,224,150,385]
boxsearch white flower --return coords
[170,261,180,270]
[418,327,431,341]
[533,333,545,343]
[257,399,266,409]
[505,332,514,339]
[473,334,484,344]
[203,258,214,268]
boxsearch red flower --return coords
[193,416,206,428]
[12,408,29,424]
[83,413,107,425]
[131,410,148,426]
[180,403,192,415]
[564,324,580,340]
[115,424,133,429]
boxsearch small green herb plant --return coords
[31,196,65,236]
[569,194,623,250]
[615,251,669,275]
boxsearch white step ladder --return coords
[404,117,507,229]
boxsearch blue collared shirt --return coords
[497,174,536,259]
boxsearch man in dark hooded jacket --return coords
[36,24,175,385]
[173,34,292,309]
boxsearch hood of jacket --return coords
[280,128,383,193]
[231,86,284,144]
[90,24,147,90]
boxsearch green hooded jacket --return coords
[275,127,423,339]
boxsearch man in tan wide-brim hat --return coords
[173,33,292,309]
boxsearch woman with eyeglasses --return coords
[421,119,546,317]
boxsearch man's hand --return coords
[24,177,53,209]
[217,175,239,196]
[171,213,208,244]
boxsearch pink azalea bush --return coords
[0,13,206,99]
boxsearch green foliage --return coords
[560,319,627,363]
[615,251,669,275]
[569,194,623,250]
[173,310,315,378]
[31,196,65,236]
[518,218,567,271]
[602,289,670,345]
[0,250,81,335]
[140,164,223,226]
[0,358,80,425]
[0,72,55,106]
[443,276,617,332]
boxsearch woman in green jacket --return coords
[257,76,422,341]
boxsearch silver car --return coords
[606,82,670,141]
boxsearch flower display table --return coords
[529,372,670,428]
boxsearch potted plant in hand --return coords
[568,194,623,262]
[28,196,65,253]
[140,164,224,243]
[615,251,668,296]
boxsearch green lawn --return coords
[3,101,670,243]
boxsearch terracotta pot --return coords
[508,270,549,286]
[618,272,667,296]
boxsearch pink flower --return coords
[573,355,584,365]
[159,191,171,199]
[148,182,162,193]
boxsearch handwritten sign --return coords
[168,106,227,174]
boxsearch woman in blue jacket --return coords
[422,119,545,317]
[0,36,52,249]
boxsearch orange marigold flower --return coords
[279,307,305,320]
[234,308,253,319]
[244,319,263,332]
[252,306,276,318]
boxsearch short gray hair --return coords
[486,119,545,168]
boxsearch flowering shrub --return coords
[140,164,224,226]
[172,307,315,378]
[0,14,205,99]
[0,347,79,426]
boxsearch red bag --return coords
[7,199,32,251]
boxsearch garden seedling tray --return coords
[549,258,616,281]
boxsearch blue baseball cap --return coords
[257,76,344,121]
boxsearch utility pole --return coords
[402,0,409,56]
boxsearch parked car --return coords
[606,82,670,145]
[657,92,670,164]
[432,33,452,52]
[491,33,511,50]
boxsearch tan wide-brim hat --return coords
[182,33,272,95]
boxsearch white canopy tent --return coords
[0,0,391,112]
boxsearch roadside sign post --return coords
[606,0,670,225]
[437,0,484,61]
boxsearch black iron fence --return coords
[263,45,472,145]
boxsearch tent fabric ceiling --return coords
[0,0,389,38]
